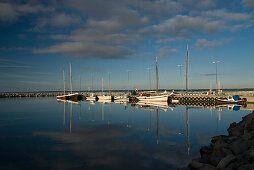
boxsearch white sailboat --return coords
[98,77,112,100]
[86,93,96,101]
[114,95,129,102]
[57,70,67,100]
[137,57,168,102]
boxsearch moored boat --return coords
[98,95,112,100]
[136,95,168,102]
[216,95,246,105]
[86,93,97,101]
[114,95,129,102]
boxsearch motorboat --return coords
[216,95,245,105]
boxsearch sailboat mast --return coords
[108,72,111,95]
[156,56,158,93]
[70,63,72,94]
[186,45,189,92]
[102,77,104,93]
[63,70,65,95]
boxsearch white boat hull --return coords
[114,96,129,102]
[137,95,168,102]
[98,95,112,100]
[86,96,96,101]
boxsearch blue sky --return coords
[0,0,254,92]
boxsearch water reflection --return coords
[0,98,253,169]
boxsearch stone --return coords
[211,135,227,143]
[216,154,236,169]
[189,112,254,170]
[242,132,252,140]
[199,164,216,170]
[230,140,251,155]
[228,126,243,137]
[188,161,203,169]
[222,148,232,155]
[225,162,238,170]
[200,146,212,157]
[238,163,254,170]
[209,156,221,167]
[213,140,228,150]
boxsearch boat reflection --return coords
[135,101,175,112]
[57,99,79,105]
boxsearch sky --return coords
[0,0,254,92]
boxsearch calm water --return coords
[0,97,251,169]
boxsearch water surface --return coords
[0,97,251,169]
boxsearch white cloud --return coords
[157,47,178,58]
[242,0,254,9]
[33,41,133,59]
[203,9,251,21]
[195,38,232,49]
[0,2,54,21]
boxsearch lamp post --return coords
[212,61,220,94]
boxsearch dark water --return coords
[0,98,251,169]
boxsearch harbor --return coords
[1,0,254,169]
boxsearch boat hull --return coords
[216,100,245,105]
[98,95,112,100]
[137,95,168,102]
[86,96,96,101]
[57,93,82,101]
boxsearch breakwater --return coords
[169,95,217,106]
[0,93,58,98]
[189,111,254,169]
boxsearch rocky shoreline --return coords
[189,111,254,170]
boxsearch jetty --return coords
[188,111,254,169]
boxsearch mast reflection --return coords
[186,106,190,155]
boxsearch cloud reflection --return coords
[34,124,193,169]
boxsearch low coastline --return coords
[189,111,254,169]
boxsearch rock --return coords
[199,164,215,170]
[209,156,221,167]
[229,122,237,129]
[211,135,227,143]
[228,126,243,137]
[243,113,254,122]
[245,122,254,131]
[246,148,254,160]
[238,163,254,170]
[230,140,251,155]
[242,132,252,140]
[225,162,238,170]
[216,154,236,169]
[189,111,254,170]
[188,161,204,169]
[200,146,212,157]
[222,148,232,155]
[213,140,228,150]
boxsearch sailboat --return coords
[137,57,168,102]
[86,93,97,101]
[57,70,67,100]
[86,74,97,101]
[97,77,112,100]
[57,63,82,101]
